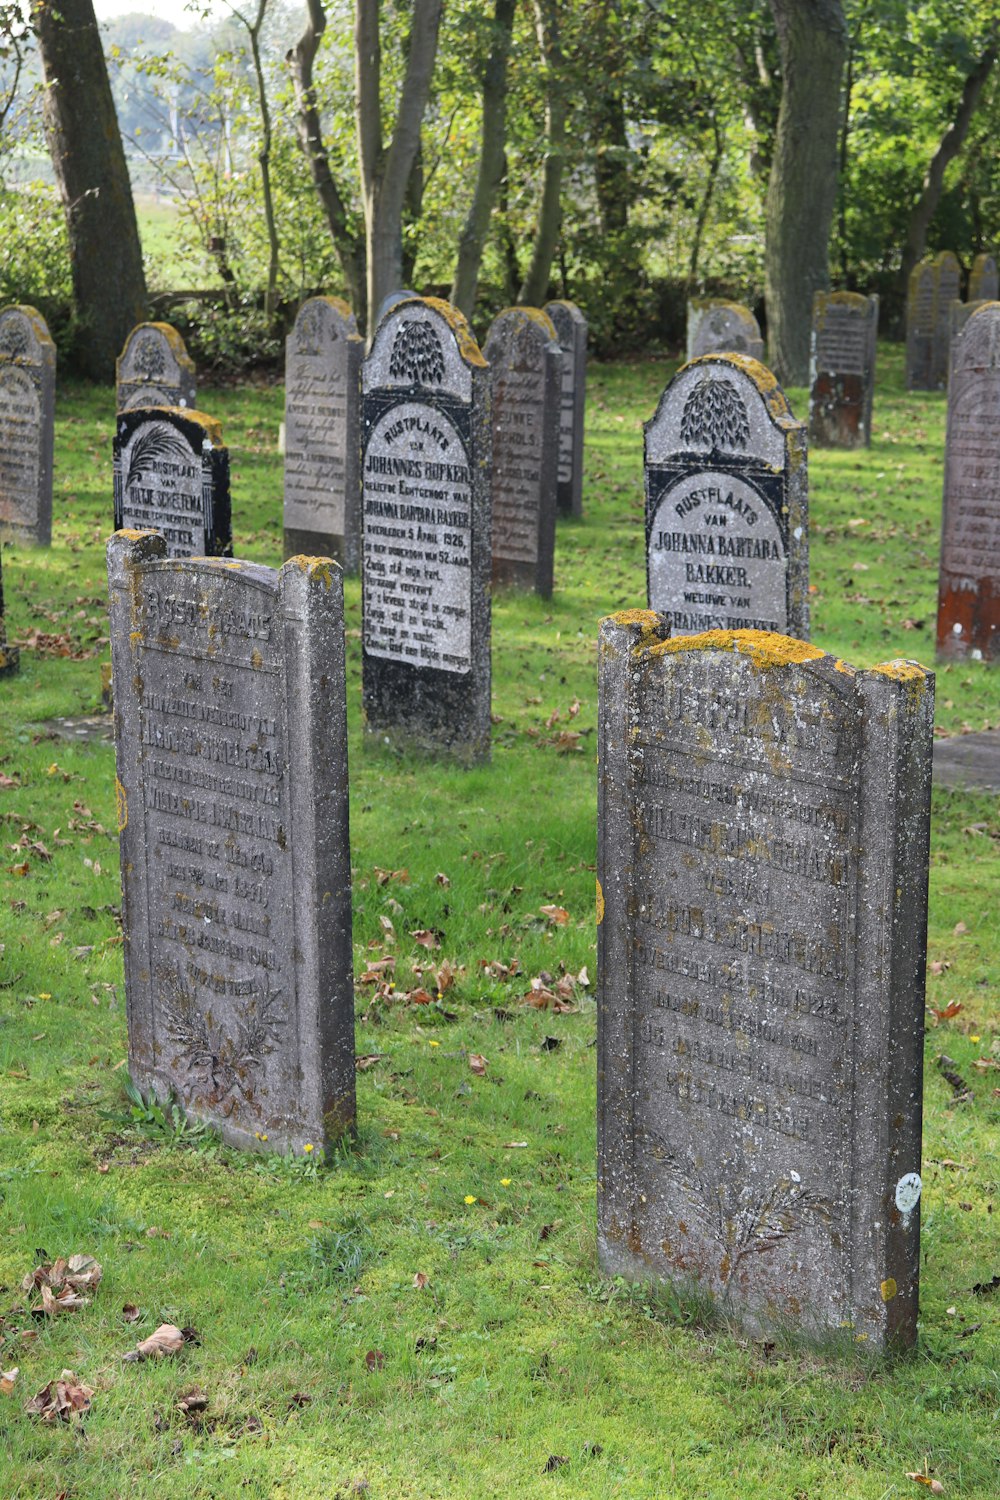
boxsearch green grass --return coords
[0,343,998,1497]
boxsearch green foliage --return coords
[115,1078,216,1147]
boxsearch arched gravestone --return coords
[937,301,1000,662]
[687,300,764,363]
[107,531,354,1154]
[116,322,197,412]
[483,306,562,595]
[808,291,879,449]
[361,295,492,761]
[0,304,55,546]
[0,548,19,677]
[113,407,231,561]
[283,296,363,570]
[645,354,808,639]
[968,253,998,303]
[597,616,934,1348]
[543,299,587,518]
[906,252,961,390]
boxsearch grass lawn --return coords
[0,344,998,1498]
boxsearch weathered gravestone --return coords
[116,322,197,412]
[483,306,562,595]
[597,616,934,1347]
[283,296,363,569]
[0,548,19,677]
[808,291,878,448]
[645,354,808,638]
[544,299,587,517]
[114,407,231,560]
[361,295,492,760]
[937,301,1000,662]
[0,304,55,546]
[949,298,990,351]
[968,253,998,303]
[906,252,961,390]
[107,530,355,1152]
[687,300,765,363]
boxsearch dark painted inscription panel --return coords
[493,363,544,565]
[814,308,868,376]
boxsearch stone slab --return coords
[687,300,764,363]
[544,299,587,518]
[0,304,55,546]
[906,252,961,391]
[968,254,998,303]
[808,292,878,449]
[933,730,1000,793]
[117,322,197,413]
[113,407,232,561]
[33,714,114,744]
[107,531,355,1154]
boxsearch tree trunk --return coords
[242,0,281,322]
[31,0,147,380]
[688,114,724,286]
[287,0,367,327]
[900,32,998,292]
[765,0,847,384]
[355,0,443,339]
[450,0,516,318]
[518,0,566,306]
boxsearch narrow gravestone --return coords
[361,295,492,761]
[113,407,231,560]
[283,296,363,570]
[968,253,998,303]
[645,353,808,638]
[107,529,355,1152]
[687,300,764,363]
[0,548,19,677]
[597,615,934,1348]
[907,252,961,390]
[483,306,562,595]
[116,322,197,412]
[949,297,989,351]
[808,291,878,448]
[544,299,587,518]
[0,304,55,546]
[937,301,1000,661]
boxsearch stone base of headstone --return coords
[491,550,554,596]
[283,527,352,571]
[809,373,867,447]
[363,653,491,765]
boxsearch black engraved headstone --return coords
[808,291,879,449]
[114,407,232,560]
[544,299,587,518]
[0,304,55,546]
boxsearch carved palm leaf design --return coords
[389,320,445,385]
[680,376,750,453]
[161,972,286,1114]
[124,425,192,493]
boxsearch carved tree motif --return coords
[132,335,167,379]
[0,318,30,359]
[389,320,445,386]
[295,304,324,356]
[680,376,750,453]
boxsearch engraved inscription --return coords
[491,347,546,565]
[814,307,868,377]
[0,366,41,529]
[285,355,349,532]
[117,420,206,558]
[942,376,1000,579]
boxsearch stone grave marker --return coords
[906,252,960,390]
[808,291,878,448]
[107,530,355,1153]
[544,299,587,517]
[645,353,808,638]
[687,300,764,363]
[0,304,55,546]
[948,298,989,351]
[361,295,492,761]
[968,253,998,303]
[117,322,197,412]
[283,295,363,570]
[0,547,19,677]
[114,407,231,561]
[483,306,562,595]
[937,300,1000,661]
[597,615,934,1348]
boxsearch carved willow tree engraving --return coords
[680,377,751,453]
[389,321,445,385]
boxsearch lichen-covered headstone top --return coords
[0,304,55,546]
[113,406,231,561]
[687,299,764,363]
[968,253,998,303]
[117,322,197,412]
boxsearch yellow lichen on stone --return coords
[833,658,856,676]
[880,1278,897,1303]
[251,648,264,669]
[115,776,128,833]
[167,407,223,445]
[650,628,825,671]
[289,555,335,588]
[421,296,487,367]
[605,609,669,654]
[118,527,154,541]
[494,304,558,340]
[596,878,605,926]
[870,659,929,685]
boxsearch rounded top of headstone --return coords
[117,321,194,378]
[971,252,997,272]
[646,352,801,466]
[365,295,486,402]
[116,404,225,449]
[486,305,559,347]
[689,297,759,328]
[288,295,359,355]
[814,290,874,313]
[374,289,419,325]
[543,298,587,328]
[934,250,961,273]
[0,304,54,363]
[951,299,1000,372]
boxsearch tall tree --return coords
[518,0,566,306]
[31,0,147,380]
[764,0,847,383]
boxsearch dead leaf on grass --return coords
[411,929,440,949]
[364,1349,385,1371]
[177,1387,208,1416]
[355,1054,382,1071]
[0,1367,18,1394]
[905,1476,944,1495]
[413,1272,429,1290]
[26,1370,94,1421]
[123,1323,185,1362]
[468,1053,488,1076]
[122,1303,141,1323]
[539,904,569,925]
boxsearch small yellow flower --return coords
[429,1040,440,1047]
[500,1178,511,1187]
[464,1194,476,1205]
[39,992,51,1000]
[970,1034,981,1043]
[304,1142,314,1153]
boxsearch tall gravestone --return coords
[544,299,587,518]
[968,253,998,303]
[107,530,355,1152]
[937,301,1000,661]
[906,252,961,390]
[116,322,197,412]
[808,291,878,448]
[949,298,990,351]
[361,295,492,761]
[597,615,934,1348]
[483,306,562,595]
[0,548,19,677]
[283,296,363,570]
[645,354,808,638]
[687,300,765,363]
[0,304,55,547]
[114,407,231,560]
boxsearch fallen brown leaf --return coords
[122,1303,140,1324]
[411,929,440,949]
[468,1053,488,1076]
[124,1323,185,1362]
[177,1387,208,1416]
[364,1349,386,1371]
[413,1272,429,1290]
[26,1370,94,1421]
[0,1367,18,1395]
[355,1054,382,1071]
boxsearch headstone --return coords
[0,548,19,677]
[937,300,1000,661]
[283,296,363,570]
[906,252,961,390]
[645,353,809,638]
[116,322,197,413]
[687,300,764,363]
[808,291,878,448]
[968,253,998,303]
[107,530,355,1153]
[597,615,934,1348]
[483,306,562,595]
[113,407,232,560]
[0,304,55,547]
[375,289,419,328]
[949,298,989,349]
[361,295,492,761]
[544,299,587,517]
